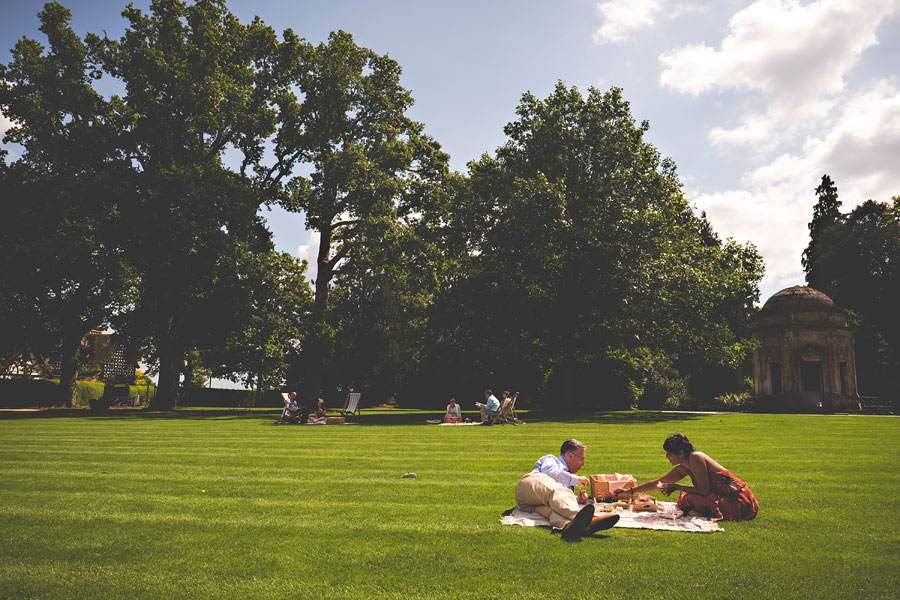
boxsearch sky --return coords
[3,0,899,302]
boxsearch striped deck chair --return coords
[329,391,362,422]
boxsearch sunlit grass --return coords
[1,409,897,599]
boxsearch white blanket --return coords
[500,501,722,533]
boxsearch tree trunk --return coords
[150,315,182,410]
[57,334,83,408]
[302,224,334,414]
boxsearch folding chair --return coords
[509,392,524,423]
[329,391,362,422]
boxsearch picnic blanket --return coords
[500,501,722,533]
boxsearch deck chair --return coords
[278,393,301,423]
[329,391,362,422]
[508,392,524,423]
[495,397,516,425]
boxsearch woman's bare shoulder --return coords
[692,451,725,471]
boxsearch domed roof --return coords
[761,285,836,312]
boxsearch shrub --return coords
[712,391,749,411]
[0,378,59,408]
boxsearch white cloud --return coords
[660,0,900,146]
[670,2,708,19]
[692,79,900,300]
[593,0,662,44]
[0,109,15,137]
[592,0,708,44]
[297,230,320,282]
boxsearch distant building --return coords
[49,329,135,383]
[752,286,858,411]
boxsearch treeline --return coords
[0,0,763,411]
[803,175,900,401]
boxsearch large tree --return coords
[202,248,313,402]
[89,0,291,409]
[423,83,763,409]
[273,31,449,404]
[804,180,900,401]
[0,2,134,406]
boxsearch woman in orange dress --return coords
[622,433,758,521]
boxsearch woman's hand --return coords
[659,482,677,496]
[576,489,591,504]
[613,487,633,498]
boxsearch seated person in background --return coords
[515,439,619,540]
[307,397,328,424]
[616,433,758,521]
[475,389,501,423]
[280,392,301,423]
[443,397,461,422]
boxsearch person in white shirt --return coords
[443,397,461,422]
[515,439,619,539]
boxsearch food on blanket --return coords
[614,500,629,508]
[595,503,614,512]
[631,495,659,512]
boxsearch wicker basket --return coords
[589,473,636,500]
[443,416,460,423]
[325,416,345,425]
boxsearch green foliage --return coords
[272,30,450,401]
[203,249,313,395]
[420,83,763,410]
[0,2,137,406]
[87,0,291,409]
[804,178,900,402]
[713,391,749,411]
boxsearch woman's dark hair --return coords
[663,433,694,457]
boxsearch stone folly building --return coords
[752,286,858,411]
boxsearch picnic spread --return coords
[500,498,723,533]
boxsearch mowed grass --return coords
[1,409,898,599]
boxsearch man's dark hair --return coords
[560,439,585,456]
[484,389,492,395]
[663,433,695,456]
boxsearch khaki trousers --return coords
[480,408,500,422]
[515,471,580,529]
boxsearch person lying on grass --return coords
[615,433,759,521]
[515,439,620,540]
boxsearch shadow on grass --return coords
[526,410,709,425]
[0,407,717,425]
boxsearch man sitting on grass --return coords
[515,439,619,540]
[475,389,501,424]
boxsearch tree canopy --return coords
[804,177,899,402]
[2,2,766,412]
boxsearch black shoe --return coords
[560,504,595,540]
[587,512,620,535]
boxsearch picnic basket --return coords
[590,473,636,500]
[325,416,345,425]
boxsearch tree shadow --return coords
[0,407,720,425]
[526,410,709,425]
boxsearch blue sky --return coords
[3,0,899,305]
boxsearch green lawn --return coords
[1,409,897,599]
